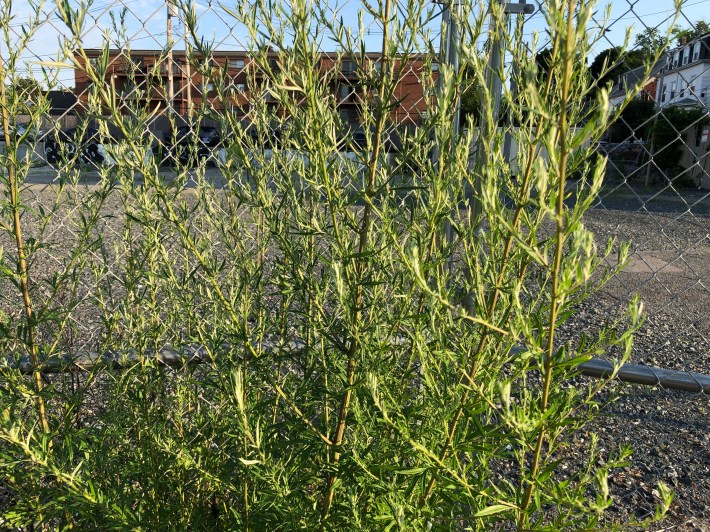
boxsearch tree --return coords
[459,74,482,125]
[7,77,43,115]
[671,19,710,45]
[634,27,665,54]
[535,47,553,82]
[589,47,644,88]
[11,77,42,100]
[651,106,708,173]
[608,98,656,142]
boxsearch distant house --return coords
[656,32,710,109]
[609,59,664,108]
[72,49,435,129]
[654,33,710,189]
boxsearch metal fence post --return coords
[435,0,464,269]
[502,1,533,165]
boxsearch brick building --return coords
[73,49,436,128]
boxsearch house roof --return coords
[609,59,664,100]
[77,48,429,60]
[669,30,710,51]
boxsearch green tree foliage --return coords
[651,106,708,172]
[5,77,42,115]
[609,98,656,142]
[634,27,666,54]
[589,46,645,89]
[535,47,553,81]
[672,19,710,45]
[460,66,482,125]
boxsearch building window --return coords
[342,60,356,74]
[680,86,685,97]
[229,59,245,69]
[340,85,352,100]
[672,52,679,67]
[373,61,382,73]
[339,107,355,122]
[661,84,667,102]
[693,42,701,61]
[431,62,439,72]
[235,83,246,92]
[682,47,690,65]
[696,123,704,147]
[670,81,676,99]
[198,82,215,94]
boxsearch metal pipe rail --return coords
[578,358,710,394]
[6,344,709,394]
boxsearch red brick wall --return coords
[74,50,435,126]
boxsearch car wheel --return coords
[85,144,104,164]
[45,145,57,164]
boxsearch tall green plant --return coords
[0,0,677,529]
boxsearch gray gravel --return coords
[563,184,710,531]
[1,174,708,529]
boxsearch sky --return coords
[2,0,708,89]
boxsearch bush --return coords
[608,98,656,143]
[650,106,708,172]
[0,0,673,529]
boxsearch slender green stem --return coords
[320,0,393,522]
[517,1,575,528]
[0,54,49,436]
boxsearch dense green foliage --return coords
[589,47,645,90]
[0,0,675,529]
[672,19,710,45]
[650,106,709,174]
[608,98,656,142]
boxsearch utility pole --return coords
[485,1,534,164]
[440,0,463,148]
[185,21,192,118]
[437,0,464,267]
[646,54,667,186]
[167,1,177,115]
[501,1,533,165]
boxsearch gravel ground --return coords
[1,172,708,529]
[564,183,710,531]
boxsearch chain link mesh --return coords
[0,0,708,528]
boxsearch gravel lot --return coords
[1,170,708,529]
[570,184,710,531]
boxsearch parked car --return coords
[599,140,646,163]
[44,127,108,166]
[158,126,221,166]
[4,123,44,144]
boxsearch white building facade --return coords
[656,32,710,189]
[657,33,710,109]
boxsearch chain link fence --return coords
[0,0,708,528]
